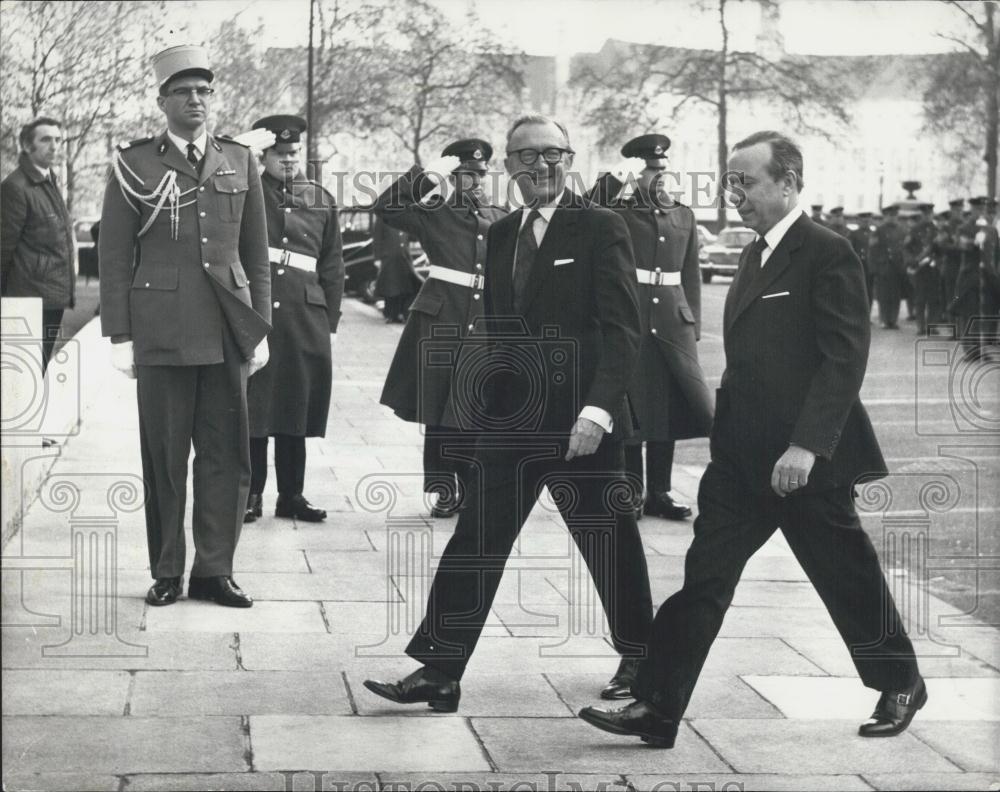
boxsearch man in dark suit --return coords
[580,130,924,748]
[363,115,654,710]
[99,45,271,608]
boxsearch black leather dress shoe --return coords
[578,700,678,748]
[430,493,462,518]
[859,677,927,737]
[363,666,461,712]
[601,657,639,700]
[188,576,253,608]
[244,493,263,523]
[643,491,693,520]
[146,577,182,606]
[275,494,327,522]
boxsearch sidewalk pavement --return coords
[2,298,998,792]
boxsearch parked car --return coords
[73,216,100,280]
[700,225,756,283]
[340,207,379,303]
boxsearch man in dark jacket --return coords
[376,138,507,518]
[581,131,923,749]
[243,115,345,524]
[848,211,875,310]
[1,117,75,370]
[870,204,906,329]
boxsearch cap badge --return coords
[473,149,483,159]
[653,145,663,155]
[280,129,292,140]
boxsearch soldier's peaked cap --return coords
[829,206,844,215]
[442,138,492,171]
[810,204,824,211]
[621,134,671,160]
[152,45,213,88]
[253,115,307,145]
[948,198,965,207]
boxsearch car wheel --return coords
[701,269,713,284]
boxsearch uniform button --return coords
[475,263,482,270]
[199,186,205,192]
[201,237,208,243]
[477,234,484,240]
[273,301,280,308]
[651,328,658,334]
[659,236,665,242]
[144,282,150,287]
[473,293,481,300]
[277,268,285,275]
[199,211,206,218]
[468,324,474,331]
[203,262,210,268]
[281,236,288,244]
[232,187,239,193]
[655,267,661,273]
[652,297,660,304]
[284,208,291,214]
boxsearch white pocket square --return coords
[762,291,790,299]
[553,258,575,266]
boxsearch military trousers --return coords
[136,327,249,579]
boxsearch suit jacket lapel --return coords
[518,189,579,316]
[728,215,806,328]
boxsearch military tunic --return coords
[588,173,713,441]
[247,171,344,437]
[377,165,507,426]
[869,217,906,326]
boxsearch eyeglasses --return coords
[168,87,215,99]
[507,147,574,165]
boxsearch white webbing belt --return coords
[427,264,484,289]
[635,269,681,286]
[268,246,317,273]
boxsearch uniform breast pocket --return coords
[213,176,248,222]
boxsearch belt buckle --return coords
[652,271,663,286]
[472,273,485,290]
[280,250,291,268]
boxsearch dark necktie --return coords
[186,142,201,175]
[513,209,542,313]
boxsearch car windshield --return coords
[718,229,756,247]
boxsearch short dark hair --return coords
[733,130,804,191]
[505,114,572,151]
[19,117,61,150]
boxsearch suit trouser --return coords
[625,440,675,495]
[136,327,249,579]
[423,424,474,499]
[249,435,306,496]
[406,436,654,680]
[913,269,943,335]
[632,459,920,718]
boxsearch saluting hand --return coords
[610,158,647,182]
[771,444,816,497]
[565,417,605,461]
[422,156,462,184]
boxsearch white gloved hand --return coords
[422,156,462,184]
[110,340,136,379]
[231,128,277,153]
[248,336,270,376]
[611,158,647,182]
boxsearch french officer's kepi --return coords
[621,134,671,161]
[252,115,307,146]
[152,45,213,88]
[442,138,492,172]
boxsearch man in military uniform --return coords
[869,204,906,329]
[376,139,507,517]
[586,134,713,532]
[848,211,875,310]
[906,202,942,336]
[809,203,826,228]
[99,45,271,608]
[940,198,965,313]
[374,213,420,323]
[950,196,1000,358]
[243,115,344,524]
[826,206,849,237]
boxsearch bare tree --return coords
[571,0,850,228]
[923,0,1000,198]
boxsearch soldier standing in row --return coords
[941,198,966,313]
[809,203,826,228]
[870,204,906,329]
[587,134,712,532]
[99,45,271,608]
[950,196,1000,358]
[377,139,507,517]
[826,206,849,237]
[905,203,942,336]
[848,211,875,310]
[243,115,345,524]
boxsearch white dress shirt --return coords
[167,129,208,163]
[514,202,614,434]
[758,204,806,267]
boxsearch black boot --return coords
[244,493,263,523]
[275,494,327,522]
[858,677,927,737]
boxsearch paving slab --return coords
[624,773,873,791]
[689,719,959,774]
[743,675,1000,720]
[0,773,120,792]
[1,716,246,774]
[863,772,1000,791]
[228,572,400,602]
[320,600,509,638]
[249,715,491,772]
[129,670,352,716]
[471,717,729,773]
[717,606,844,638]
[378,773,627,791]
[784,636,1000,678]
[2,628,237,670]
[144,600,327,633]
[908,720,1000,772]
[739,555,810,582]
[548,674,782,719]
[699,637,828,677]
[1,670,129,715]
[123,772,378,791]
